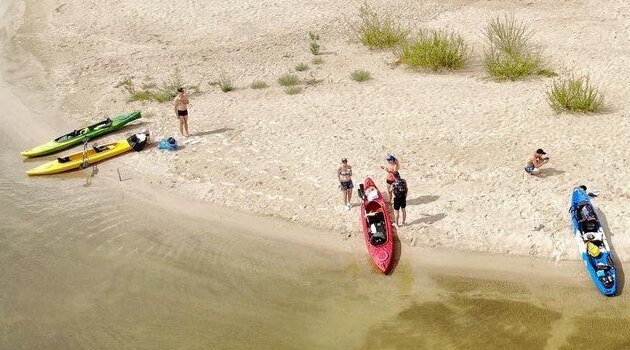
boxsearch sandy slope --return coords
[9,0,630,260]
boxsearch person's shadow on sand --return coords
[190,128,233,137]
[407,213,447,226]
[407,195,439,206]
[539,168,565,177]
[596,208,625,295]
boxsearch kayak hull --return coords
[570,187,617,296]
[21,111,141,157]
[359,177,395,274]
[27,131,150,175]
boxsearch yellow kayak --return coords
[27,131,150,176]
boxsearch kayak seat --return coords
[367,212,384,225]
[580,219,599,233]
[370,222,387,246]
[596,263,611,271]
[57,156,71,163]
[93,145,108,153]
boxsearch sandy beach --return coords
[9,0,628,260]
[2,0,630,348]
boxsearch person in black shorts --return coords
[173,87,190,137]
[337,158,354,210]
[391,171,408,227]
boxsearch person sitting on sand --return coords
[381,154,400,201]
[337,158,353,210]
[173,87,190,137]
[524,149,549,175]
[391,171,408,227]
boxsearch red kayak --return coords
[358,178,395,274]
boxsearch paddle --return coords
[79,138,90,170]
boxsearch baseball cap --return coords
[536,148,546,155]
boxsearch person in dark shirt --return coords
[391,171,408,227]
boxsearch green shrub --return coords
[546,74,604,113]
[483,15,550,81]
[350,70,372,82]
[209,74,234,92]
[251,80,269,89]
[398,30,469,71]
[312,57,325,65]
[304,77,324,86]
[352,2,410,49]
[295,63,309,72]
[308,31,320,41]
[117,70,199,102]
[285,86,303,95]
[278,74,300,86]
[310,41,321,55]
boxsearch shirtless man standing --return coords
[173,87,190,137]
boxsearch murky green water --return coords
[2,174,629,350]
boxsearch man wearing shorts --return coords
[391,171,408,227]
[525,148,549,175]
[173,87,190,137]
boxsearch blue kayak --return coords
[570,186,617,296]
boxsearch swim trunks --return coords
[393,196,406,210]
[340,181,354,191]
[177,110,188,117]
[524,165,535,174]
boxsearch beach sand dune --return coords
[8,0,630,260]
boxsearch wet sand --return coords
[2,0,630,349]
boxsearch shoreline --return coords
[3,3,630,348]
[4,0,629,263]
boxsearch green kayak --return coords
[21,111,142,157]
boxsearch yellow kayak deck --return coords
[27,140,132,175]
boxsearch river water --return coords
[1,1,630,349]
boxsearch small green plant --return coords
[309,31,321,55]
[310,41,321,55]
[115,77,134,93]
[352,2,410,49]
[210,74,234,92]
[285,86,303,95]
[119,70,191,103]
[311,57,324,65]
[351,70,372,82]
[546,74,604,113]
[483,15,551,81]
[278,74,300,86]
[398,30,470,71]
[304,77,324,86]
[295,63,309,72]
[251,80,269,89]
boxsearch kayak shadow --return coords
[597,208,625,295]
[387,228,402,276]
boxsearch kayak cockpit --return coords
[365,202,388,246]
